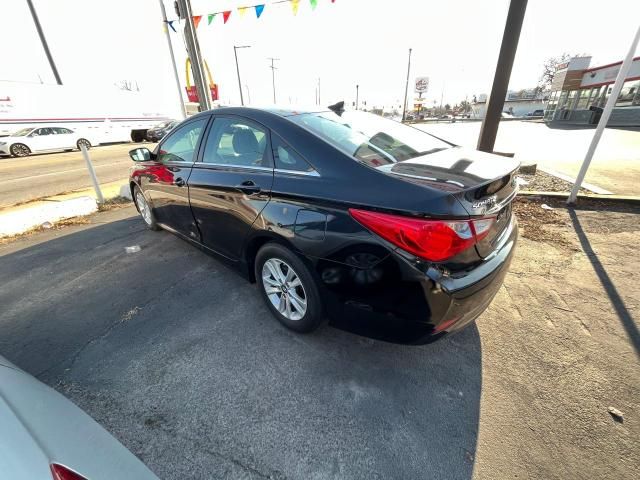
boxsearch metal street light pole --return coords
[234,45,250,106]
[477,0,528,152]
[158,0,186,119]
[356,85,359,110]
[268,57,279,104]
[402,48,412,122]
[567,24,640,204]
[26,0,62,85]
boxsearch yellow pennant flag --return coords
[238,6,249,17]
[291,0,300,16]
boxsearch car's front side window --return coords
[34,128,53,136]
[202,117,271,168]
[157,118,207,163]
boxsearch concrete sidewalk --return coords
[417,121,640,196]
[0,179,130,237]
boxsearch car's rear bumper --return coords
[324,215,518,344]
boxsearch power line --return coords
[268,57,279,104]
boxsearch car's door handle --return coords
[175,177,186,187]
[236,180,261,195]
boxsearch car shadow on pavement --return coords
[0,214,482,480]
[569,208,640,358]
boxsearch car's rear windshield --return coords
[289,110,449,167]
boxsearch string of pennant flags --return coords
[166,0,337,32]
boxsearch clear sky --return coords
[2,0,639,116]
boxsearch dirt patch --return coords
[513,197,577,250]
[98,196,133,212]
[519,170,589,194]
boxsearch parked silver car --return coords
[0,355,158,480]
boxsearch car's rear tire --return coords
[76,138,91,150]
[133,185,159,231]
[255,243,325,333]
[10,143,30,157]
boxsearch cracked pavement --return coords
[0,203,638,479]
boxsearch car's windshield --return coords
[156,120,174,129]
[12,128,33,137]
[289,110,449,167]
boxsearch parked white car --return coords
[0,355,158,479]
[0,126,96,157]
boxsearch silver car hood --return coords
[0,361,158,479]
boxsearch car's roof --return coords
[192,105,331,120]
[13,125,74,131]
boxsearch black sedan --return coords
[128,105,518,344]
[145,120,179,142]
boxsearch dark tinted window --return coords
[271,134,314,173]
[52,127,73,134]
[158,118,207,163]
[35,128,53,136]
[202,117,270,167]
[290,111,449,167]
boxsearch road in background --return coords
[417,121,640,195]
[0,143,153,208]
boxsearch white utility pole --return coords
[568,25,640,204]
[158,0,186,119]
[80,144,104,204]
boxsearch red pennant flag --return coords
[223,10,231,23]
[192,15,202,28]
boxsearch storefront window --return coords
[588,87,602,108]
[557,91,569,109]
[576,89,590,109]
[617,80,640,107]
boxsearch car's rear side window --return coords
[290,111,449,168]
[271,134,315,173]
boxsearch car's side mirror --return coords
[129,147,152,162]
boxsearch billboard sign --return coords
[415,77,429,93]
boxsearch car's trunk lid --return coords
[376,146,519,258]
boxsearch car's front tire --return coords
[255,243,325,333]
[133,185,159,231]
[10,143,30,157]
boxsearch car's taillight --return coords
[349,208,495,262]
[50,464,88,480]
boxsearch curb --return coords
[0,196,98,237]
[519,191,640,204]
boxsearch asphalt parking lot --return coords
[1,201,638,479]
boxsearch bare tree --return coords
[536,53,588,93]
[114,79,140,92]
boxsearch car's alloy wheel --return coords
[136,191,152,226]
[10,143,30,157]
[133,186,159,230]
[255,243,324,333]
[76,138,91,150]
[262,258,307,321]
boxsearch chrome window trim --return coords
[194,162,274,172]
[275,168,320,177]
